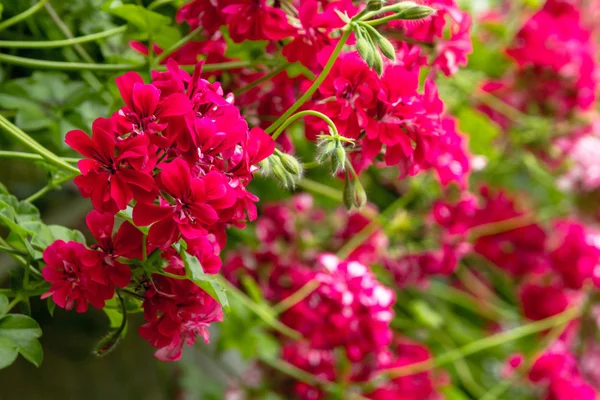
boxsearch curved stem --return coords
[272,110,339,140]
[25,173,78,203]
[0,52,145,71]
[381,306,582,379]
[0,26,127,48]
[296,178,343,201]
[233,63,290,96]
[0,115,80,174]
[215,276,302,341]
[272,280,320,315]
[0,0,49,32]
[265,27,352,135]
[154,26,203,65]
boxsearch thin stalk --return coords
[337,190,416,259]
[272,110,339,140]
[468,213,535,240]
[44,3,114,104]
[0,151,80,164]
[0,245,27,256]
[156,60,258,73]
[0,0,49,32]
[272,280,320,315]
[148,0,177,10]
[0,115,80,174]
[0,52,145,71]
[233,63,290,96]
[265,27,352,134]
[154,26,203,65]
[25,173,78,203]
[296,178,343,202]
[381,306,582,378]
[0,26,127,48]
[215,276,302,341]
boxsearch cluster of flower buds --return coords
[41,60,274,361]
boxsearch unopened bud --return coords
[377,35,396,61]
[366,0,384,11]
[343,172,368,210]
[355,31,374,67]
[259,157,273,176]
[277,150,303,178]
[397,5,435,20]
[332,145,347,174]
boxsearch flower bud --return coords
[397,5,435,20]
[278,151,303,178]
[332,144,347,174]
[377,35,396,61]
[355,29,374,67]
[259,156,273,176]
[343,173,368,210]
[271,158,297,189]
[366,0,384,11]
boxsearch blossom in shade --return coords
[41,240,113,313]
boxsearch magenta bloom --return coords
[221,0,294,43]
[41,240,113,313]
[114,71,192,144]
[133,158,230,248]
[139,269,223,362]
[66,118,156,213]
[86,210,143,288]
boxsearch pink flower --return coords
[176,0,226,35]
[282,0,341,70]
[221,0,295,43]
[548,219,600,289]
[41,240,113,312]
[86,210,142,288]
[519,283,571,321]
[133,158,229,248]
[139,269,223,362]
[66,118,156,213]
[114,71,192,144]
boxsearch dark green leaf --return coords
[0,337,18,370]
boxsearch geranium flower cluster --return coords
[223,195,447,399]
[481,0,597,123]
[428,186,600,397]
[41,60,274,361]
[305,51,471,183]
[385,0,473,76]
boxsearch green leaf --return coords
[0,314,43,368]
[0,337,18,370]
[0,314,42,343]
[409,300,444,329]
[456,108,501,160]
[103,2,182,49]
[179,248,230,313]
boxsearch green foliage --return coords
[0,314,43,369]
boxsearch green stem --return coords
[154,26,203,65]
[383,306,582,378]
[0,151,80,163]
[4,296,21,315]
[0,52,145,71]
[155,60,259,73]
[215,276,302,341]
[272,280,320,315]
[0,26,127,48]
[272,110,339,140]
[296,178,343,202]
[265,27,352,134]
[233,63,290,96]
[43,3,114,104]
[0,0,49,32]
[336,190,415,259]
[0,115,80,174]
[0,245,27,256]
[147,0,177,10]
[25,173,78,203]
